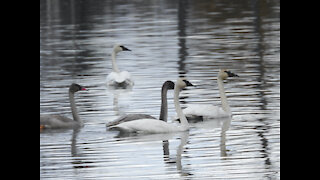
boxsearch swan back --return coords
[106,114,156,127]
[107,71,133,87]
[111,119,188,133]
[183,104,230,119]
[40,115,81,129]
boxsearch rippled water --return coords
[40,0,280,179]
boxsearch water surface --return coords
[40,0,280,179]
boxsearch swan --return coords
[40,83,87,129]
[106,80,175,127]
[182,69,239,121]
[106,44,133,87]
[109,78,194,134]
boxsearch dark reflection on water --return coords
[40,0,280,179]
[177,0,189,77]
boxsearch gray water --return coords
[40,0,280,179]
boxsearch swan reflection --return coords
[163,132,192,176]
[192,116,232,157]
[111,130,191,177]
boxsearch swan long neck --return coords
[159,85,169,122]
[174,84,189,128]
[69,91,82,124]
[218,77,231,114]
[111,51,120,73]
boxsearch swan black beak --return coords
[120,45,131,51]
[226,71,239,77]
[183,80,194,87]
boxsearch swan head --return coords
[218,69,239,80]
[113,44,131,54]
[176,78,193,89]
[163,80,175,90]
[69,83,87,93]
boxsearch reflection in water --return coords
[162,132,191,176]
[41,0,280,179]
[108,88,133,116]
[220,117,231,157]
[193,117,231,157]
[252,1,278,178]
[70,128,96,169]
[177,0,189,77]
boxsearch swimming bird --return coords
[106,80,175,128]
[182,69,239,121]
[40,83,87,129]
[109,78,193,134]
[106,44,133,87]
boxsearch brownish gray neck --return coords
[159,85,169,122]
[69,91,82,125]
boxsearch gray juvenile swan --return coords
[106,44,133,87]
[40,83,87,129]
[106,80,175,128]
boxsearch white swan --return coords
[106,80,174,127]
[182,69,239,121]
[106,44,134,87]
[109,78,193,134]
[40,83,87,129]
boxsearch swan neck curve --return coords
[111,51,120,73]
[174,84,189,128]
[159,84,169,122]
[218,77,231,113]
[69,90,82,124]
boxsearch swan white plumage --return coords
[109,78,193,134]
[106,80,174,127]
[182,69,239,121]
[106,44,134,87]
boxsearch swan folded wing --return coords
[107,71,134,86]
[183,104,230,119]
[111,119,186,134]
[40,115,76,129]
[106,114,156,127]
